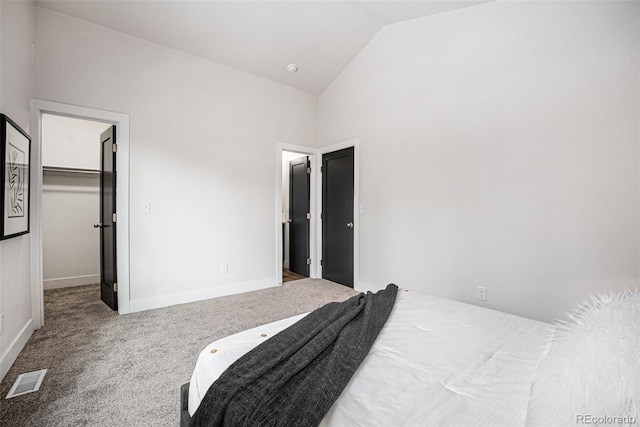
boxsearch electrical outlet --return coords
[0,313,4,335]
[220,264,228,275]
[476,286,487,302]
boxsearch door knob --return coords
[346,222,354,228]
[93,223,103,228]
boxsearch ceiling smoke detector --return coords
[286,64,298,73]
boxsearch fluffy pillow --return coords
[526,291,639,426]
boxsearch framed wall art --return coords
[1,114,31,240]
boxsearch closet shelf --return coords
[43,166,100,175]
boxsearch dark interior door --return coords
[322,147,354,287]
[289,156,310,276]
[99,125,117,310]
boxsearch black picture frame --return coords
[1,114,31,240]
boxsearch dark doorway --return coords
[322,147,354,288]
[98,125,118,310]
[289,156,311,277]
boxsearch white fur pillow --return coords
[526,291,640,426]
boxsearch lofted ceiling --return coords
[35,1,490,95]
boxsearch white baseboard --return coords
[128,278,279,314]
[44,274,100,290]
[283,260,290,269]
[0,318,34,382]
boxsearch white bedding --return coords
[189,288,553,426]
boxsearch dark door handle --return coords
[93,223,103,228]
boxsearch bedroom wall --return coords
[0,0,35,380]
[318,1,640,321]
[33,7,317,310]
[42,115,109,290]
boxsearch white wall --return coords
[42,114,109,170]
[319,1,640,321]
[0,0,35,380]
[42,172,100,289]
[34,8,317,310]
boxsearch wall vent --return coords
[6,369,47,399]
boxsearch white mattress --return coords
[189,288,553,426]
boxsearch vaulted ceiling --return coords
[36,1,490,95]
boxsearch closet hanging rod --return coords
[43,166,100,175]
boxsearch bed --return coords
[182,286,639,426]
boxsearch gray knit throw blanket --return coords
[190,284,398,427]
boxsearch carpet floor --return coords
[0,279,357,426]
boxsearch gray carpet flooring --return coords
[0,279,358,426]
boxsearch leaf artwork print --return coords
[7,142,25,218]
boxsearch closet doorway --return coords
[41,115,113,307]
[275,140,359,288]
[282,151,311,282]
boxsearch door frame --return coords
[30,99,131,328]
[275,139,359,287]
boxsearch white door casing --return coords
[30,99,130,328]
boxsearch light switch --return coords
[142,201,151,213]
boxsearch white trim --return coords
[31,99,131,328]
[317,139,360,288]
[0,319,34,382]
[128,278,278,313]
[276,143,318,284]
[43,274,100,290]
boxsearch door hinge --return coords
[113,282,118,292]
[320,259,323,266]
[112,143,118,153]
[306,212,311,220]
[307,258,311,265]
[320,212,323,220]
[320,166,323,173]
[307,167,311,174]
[112,213,117,223]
